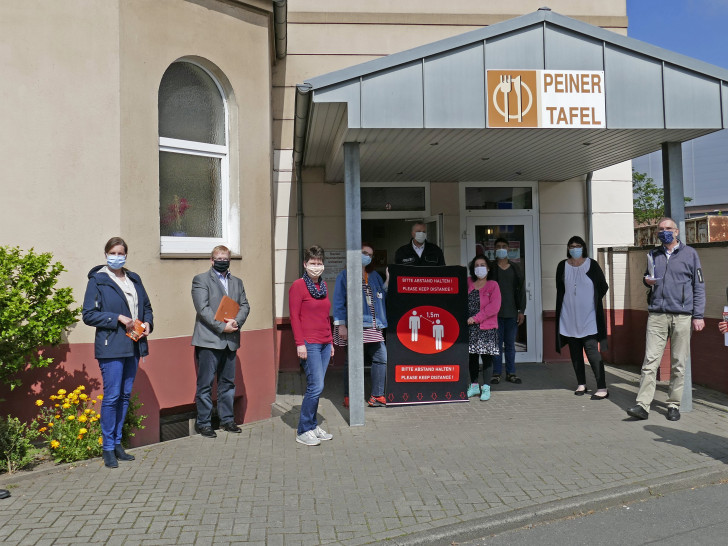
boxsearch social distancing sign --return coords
[386,265,469,405]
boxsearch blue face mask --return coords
[362,254,372,267]
[657,230,674,245]
[106,254,126,270]
[568,247,583,259]
[495,248,508,260]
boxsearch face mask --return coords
[106,254,126,270]
[361,254,372,267]
[657,230,674,244]
[413,232,427,244]
[474,266,488,279]
[568,247,583,259]
[495,248,508,260]
[213,260,230,273]
[306,264,325,277]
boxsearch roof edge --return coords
[302,9,728,90]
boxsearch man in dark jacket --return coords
[627,217,705,422]
[394,221,445,266]
[191,245,250,438]
[489,238,527,384]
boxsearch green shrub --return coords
[0,415,41,474]
[0,246,80,390]
[122,394,147,447]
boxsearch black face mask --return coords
[213,260,230,273]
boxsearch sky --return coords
[627,0,728,69]
[627,0,728,205]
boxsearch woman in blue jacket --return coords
[333,243,388,407]
[82,237,153,468]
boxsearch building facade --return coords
[2,0,726,444]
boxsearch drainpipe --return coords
[585,172,594,254]
[293,84,313,273]
[272,1,287,60]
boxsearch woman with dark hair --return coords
[333,242,388,408]
[555,236,609,399]
[289,245,334,446]
[82,237,154,468]
[465,254,501,401]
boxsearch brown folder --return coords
[214,295,239,322]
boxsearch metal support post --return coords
[344,142,365,426]
[662,141,692,413]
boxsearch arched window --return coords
[158,60,231,253]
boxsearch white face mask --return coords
[413,232,427,244]
[306,264,325,277]
[474,266,488,279]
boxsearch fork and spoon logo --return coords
[493,74,533,123]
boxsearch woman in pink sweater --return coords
[466,254,501,401]
[289,245,334,446]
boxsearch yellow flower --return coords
[73,400,80,405]
[67,415,75,421]
[96,394,103,401]
[35,399,44,406]
[97,437,103,446]
[78,415,87,423]
[79,428,88,434]
[39,427,47,433]
[50,440,60,449]
[57,389,66,395]
[79,394,88,401]
[78,385,85,391]
[77,435,83,440]
[84,409,92,414]
[54,415,61,419]
[54,404,60,408]
[73,389,80,395]
[62,403,71,409]
[48,422,54,427]
[91,400,97,405]
[49,395,56,400]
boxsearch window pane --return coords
[158,63,225,145]
[361,187,426,211]
[159,152,222,238]
[465,187,532,209]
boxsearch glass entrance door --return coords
[465,215,541,363]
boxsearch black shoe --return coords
[195,424,217,438]
[590,392,609,400]
[102,450,118,468]
[667,406,681,421]
[627,405,649,420]
[114,444,135,461]
[574,386,588,396]
[0,489,11,499]
[221,422,242,433]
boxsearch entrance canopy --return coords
[294,8,728,182]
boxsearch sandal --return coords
[490,375,501,384]
[506,374,522,384]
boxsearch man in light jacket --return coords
[627,217,705,422]
[191,245,250,437]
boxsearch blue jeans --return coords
[98,356,139,451]
[342,341,388,397]
[298,342,331,435]
[195,347,237,427]
[493,317,518,375]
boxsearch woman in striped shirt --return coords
[333,243,389,408]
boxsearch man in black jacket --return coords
[394,221,445,266]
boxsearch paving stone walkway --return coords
[2,363,728,545]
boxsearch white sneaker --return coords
[296,430,321,446]
[314,426,333,441]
